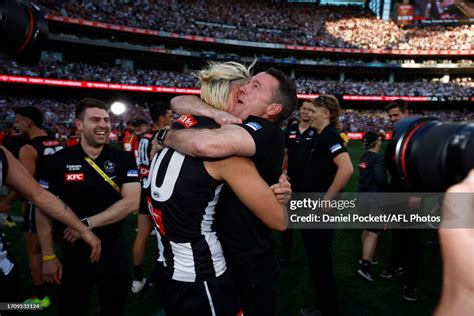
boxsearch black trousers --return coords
[390,229,421,289]
[228,255,279,316]
[58,237,129,316]
[301,229,339,316]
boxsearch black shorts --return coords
[156,268,242,316]
[22,202,36,233]
[138,189,150,215]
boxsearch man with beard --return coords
[36,98,141,316]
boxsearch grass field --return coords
[4,141,442,316]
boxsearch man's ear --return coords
[322,107,330,120]
[74,119,83,132]
[266,103,283,117]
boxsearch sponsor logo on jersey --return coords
[245,122,262,131]
[38,179,49,189]
[65,173,84,182]
[66,164,82,171]
[42,140,60,147]
[330,143,342,153]
[358,162,368,169]
[127,169,139,177]
[104,160,115,173]
[289,134,297,139]
[176,115,197,128]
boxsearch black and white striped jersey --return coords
[146,116,226,282]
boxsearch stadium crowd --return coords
[338,109,474,132]
[1,96,472,135]
[36,0,474,50]
[0,97,152,126]
[296,77,474,97]
[1,57,472,97]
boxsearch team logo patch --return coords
[65,173,84,182]
[127,169,139,177]
[176,115,197,128]
[104,160,115,173]
[330,143,342,153]
[358,162,368,169]
[66,164,82,171]
[245,122,262,131]
[39,179,49,189]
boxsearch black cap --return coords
[363,131,379,149]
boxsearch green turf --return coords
[4,141,442,315]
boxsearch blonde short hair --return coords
[198,60,255,111]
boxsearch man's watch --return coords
[81,217,92,228]
[155,127,170,147]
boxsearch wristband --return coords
[42,254,56,262]
[155,127,170,147]
[81,217,92,228]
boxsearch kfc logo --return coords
[65,173,85,181]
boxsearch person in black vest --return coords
[0,145,100,302]
[299,95,353,316]
[1,106,64,308]
[357,131,387,281]
[159,65,297,316]
[36,98,141,316]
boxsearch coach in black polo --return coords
[36,98,140,316]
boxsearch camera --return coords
[0,0,48,65]
[386,117,474,192]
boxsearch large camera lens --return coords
[386,117,474,191]
[0,0,48,65]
